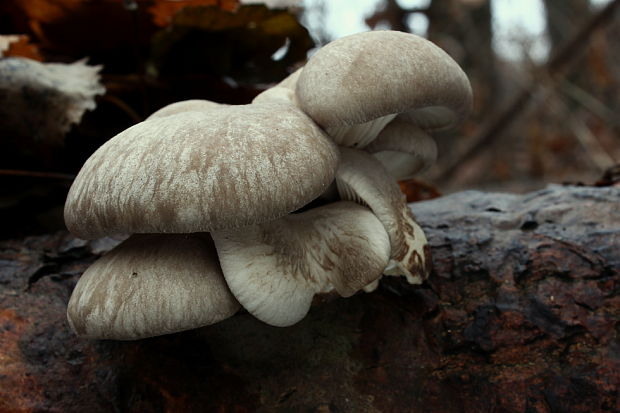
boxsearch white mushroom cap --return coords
[65,102,339,239]
[147,99,226,119]
[296,31,472,147]
[211,201,391,327]
[336,147,431,284]
[67,233,240,340]
[365,117,438,179]
[252,69,302,106]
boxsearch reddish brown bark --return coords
[0,185,618,412]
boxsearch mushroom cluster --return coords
[65,31,472,340]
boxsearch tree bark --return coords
[1,185,619,413]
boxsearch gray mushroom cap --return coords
[147,99,226,119]
[252,69,301,106]
[212,201,391,327]
[296,31,472,147]
[67,233,240,340]
[336,147,431,284]
[365,117,438,179]
[65,102,339,239]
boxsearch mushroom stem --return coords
[335,147,431,284]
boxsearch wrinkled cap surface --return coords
[67,233,240,340]
[147,99,226,119]
[296,30,472,132]
[65,102,339,239]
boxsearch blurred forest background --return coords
[0,0,618,239]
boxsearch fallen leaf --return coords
[151,4,313,83]
[0,34,43,60]
[1,0,155,60]
[595,163,620,187]
[0,57,105,144]
[0,35,21,57]
[399,178,441,202]
[149,0,239,27]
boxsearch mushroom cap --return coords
[365,118,438,179]
[212,201,391,327]
[147,99,226,119]
[336,147,431,284]
[252,69,301,106]
[296,30,472,133]
[67,233,240,340]
[65,102,339,239]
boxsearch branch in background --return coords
[568,114,617,171]
[365,0,409,32]
[561,80,619,127]
[100,94,143,124]
[0,169,75,181]
[435,0,620,181]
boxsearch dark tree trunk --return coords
[427,0,497,119]
[542,0,594,94]
[1,185,619,412]
[543,0,592,52]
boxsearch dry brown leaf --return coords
[0,34,43,60]
[398,178,441,202]
[595,164,620,187]
[1,0,155,56]
[0,35,20,57]
[149,0,239,27]
[150,4,313,83]
[1,0,242,61]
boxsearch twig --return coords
[560,80,619,127]
[568,115,617,171]
[435,0,620,181]
[546,89,616,171]
[0,169,75,181]
[100,94,143,124]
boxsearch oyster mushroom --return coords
[65,102,340,337]
[365,116,438,179]
[252,68,301,106]
[65,30,474,337]
[147,99,227,119]
[336,147,431,285]
[67,234,240,340]
[212,201,391,327]
[295,30,472,148]
[65,102,339,239]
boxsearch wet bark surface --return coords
[1,185,619,413]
